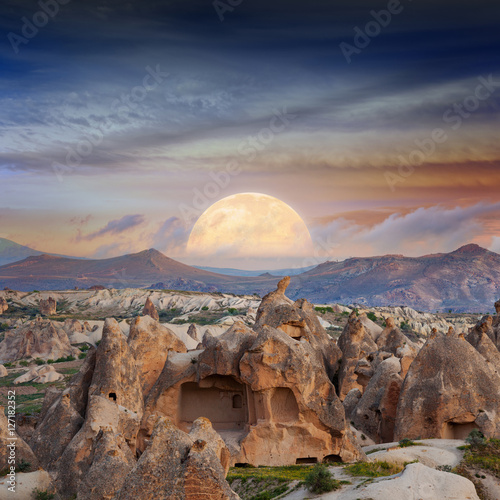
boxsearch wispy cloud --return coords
[79,214,146,241]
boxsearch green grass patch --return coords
[399,438,419,448]
[315,306,334,314]
[344,461,403,478]
[461,438,500,479]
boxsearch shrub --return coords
[400,321,410,331]
[79,352,87,359]
[32,490,55,500]
[19,360,29,367]
[16,459,31,472]
[399,438,418,448]
[466,429,486,448]
[0,323,9,332]
[201,306,209,311]
[315,306,334,314]
[34,358,45,365]
[3,362,12,368]
[79,344,90,352]
[366,312,378,322]
[305,464,339,493]
[47,359,55,364]
[227,308,239,315]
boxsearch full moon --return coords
[186,193,313,260]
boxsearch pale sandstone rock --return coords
[337,313,377,400]
[0,297,8,314]
[116,417,239,500]
[0,470,53,500]
[142,297,159,321]
[394,335,500,440]
[0,365,7,377]
[39,296,57,316]
[0,317,79,363]
[14,365,63,384]
[30,348,97,471]
[332,462,479,500]
[352,356,403,443]
[0,406,39,472]
[187,323,199,341]
[128,315,186,395]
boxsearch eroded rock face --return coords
[142,297,159,321]
[0,297,8,314]
[337,314,377,400]
[467,317,500,376]
[141,290,364,466]
[0,406,39,472]
[187,323,199,341]
[30,348,97,471]
[0,365,7,377]
[128,315,187,396]
[115,417,238,500]
[254,276,341,379]
[394,335,500,440]
[352,356,403,443]
[39,297,57,316]
[0,318,79,363]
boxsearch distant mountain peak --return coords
[451,244,489,255]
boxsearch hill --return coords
[0,243,499,312]
[285,244,500,312]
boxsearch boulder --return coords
[39,297,57,316]
[142,297,159,321]
[0,318,79,363]
[128,315,187,395]
[115,417,238,500]
[394,335,500,440]
[0,365,7,377]
[337,313,377,400]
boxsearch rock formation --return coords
[14,365,64,384]
[187,323,199,341]
[254,276,342,379]
[0,297,8,314]
[142,297,159,321]
[0,365,7,377]
[39,296,57,316]
[140,281,363,466]
[351,356,404,443]
[0,318,79,363]
[337,313,377,400]
[394,334,500,440]
[1,406,39,473]
[116,417,237,500]
[128,315,187,395]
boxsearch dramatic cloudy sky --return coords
[1,0,499,268]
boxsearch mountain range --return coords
[0,239,498,312]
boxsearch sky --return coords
[1,0,500,269]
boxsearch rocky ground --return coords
[0,282,499,499]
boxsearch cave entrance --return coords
[180,376,248,430]
[442,421,479,440]
[323,454,342,463]
[296,457,318,464]
[278,322,306,341]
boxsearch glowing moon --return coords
[187,193,313,259]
